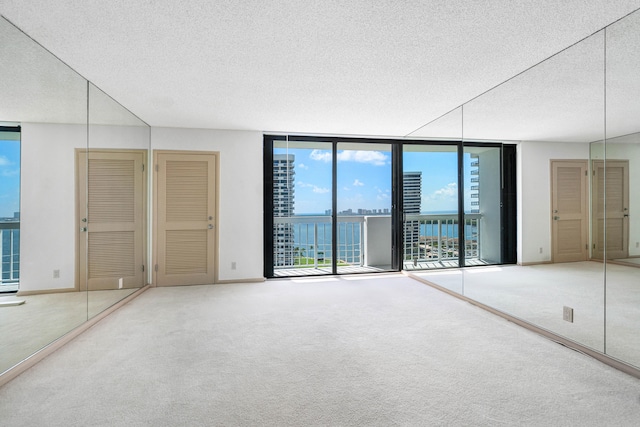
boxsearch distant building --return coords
[403,172,422,258]
[273,154,295,266]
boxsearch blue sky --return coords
[276,146,472,214]
[0,140,20,218]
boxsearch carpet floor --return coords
[1,274,639,426]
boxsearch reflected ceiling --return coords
[2,1,640,137]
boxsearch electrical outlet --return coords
[539,247,543,254]
[231,261,237,270]
[53,269,60,279]
[563,306,574,323]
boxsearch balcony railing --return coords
[1,221,20,287]
[404,214,480,264]
[273,214,481,270]
[273,215,364,268]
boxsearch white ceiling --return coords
[2,0,640,138]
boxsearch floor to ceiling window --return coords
[0,126,20,293]
[264,135,516,278]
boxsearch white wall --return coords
[364,215,391,266]
[518,140,590,264]
[20,123,86,292]
[151,127,263,281]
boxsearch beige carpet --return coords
[0,288,138,374]
[1,274,640,426]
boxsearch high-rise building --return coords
[403,172,422,258]
[273,154,295,266]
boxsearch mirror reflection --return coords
[461,29,606,352]
[602,9,640,367]
[86,83,150,319]
[405,107,463,294]
[0,16,89,374]
[0,16,150,378]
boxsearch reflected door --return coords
[155,151,217,286]
[551,160,588,263]
[78,150,146,290]
[592,160,629,260]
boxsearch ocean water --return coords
[289,216,477,263]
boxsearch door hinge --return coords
[593,243,596,249]
[142,265,145,272]
[585,170,588,176]
[155,164,159,172]
[142,164,145,172]
[154,264,158,272]
[585,244,588,250]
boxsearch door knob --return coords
[553,216,560,220]
[208,224,214,229]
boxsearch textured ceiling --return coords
[2,0,640,138]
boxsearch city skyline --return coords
[274,145,474,215]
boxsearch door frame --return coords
[75,148,148,291]
[152,150,220,286]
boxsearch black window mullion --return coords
[458,142,466,268]
[332,141,338,275]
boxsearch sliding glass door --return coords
[337,142,393,273]
[264,136,516,278]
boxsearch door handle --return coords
[553,216,560,220]
[208,224,214,229]
[80,227,87,232]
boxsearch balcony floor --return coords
[274,265,388,277]
[274,258,488,277]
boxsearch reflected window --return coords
[0,126,20,293]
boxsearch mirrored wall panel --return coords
[86,83,150,318]
[404,107,463,294]
[462,29,606,353]
[603,10,640,367]
[0,16,89,374]
[0,16,150,379]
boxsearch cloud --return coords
[298,181,329,194]
[309,150,331,162]
[310,149,389,166]
[298,163,309,170]
[432,182,457,199]
[0,156,11,166]
[353,179,364,187]
[1,169,19,177]
[377,193,390,201]
[338,150,388,166]
[424,182,458,201]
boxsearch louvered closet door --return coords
[156,152,217,286]
[551,160,588,263]
[592,160,629,260]
[78,150,146,290]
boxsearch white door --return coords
[155,151,218,286]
